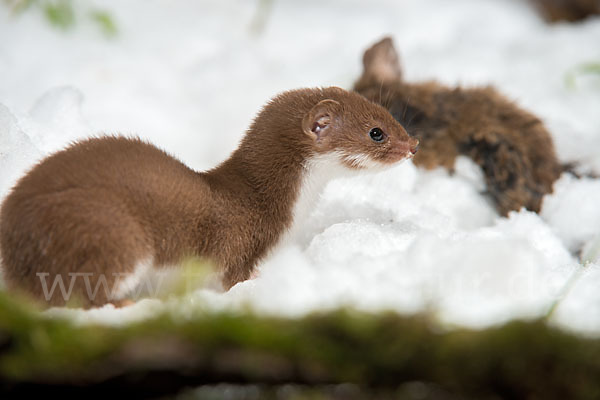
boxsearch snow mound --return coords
[542,174,600,252]
[0,104,41,200]
[552,263,600,336]
[0,86,92,201]
[26,86,91,154]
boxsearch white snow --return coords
[542,174,600,254]
[1,0,600,334]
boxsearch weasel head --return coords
[302,87,418,170]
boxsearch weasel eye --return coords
[369,127,386,142]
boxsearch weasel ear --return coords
[361,36,403,83]
[302,99,341,142]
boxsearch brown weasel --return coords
[0,87,418,308]
[354,37,563,216]
[529,0,600,22]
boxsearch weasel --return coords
[0,87,418,308]
[529,0,600,22]
[354,37,563,216]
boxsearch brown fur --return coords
[0,87,416,308]
[529,0,600,22]
[354,38,563,216]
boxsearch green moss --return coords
[566,62,600,88]
[42,0,74,30]
[89,10,117,38]
[3,0,118,36]
[0,291,599,399]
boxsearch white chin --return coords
[343,152,408,171]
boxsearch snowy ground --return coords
[1,0,600,334]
